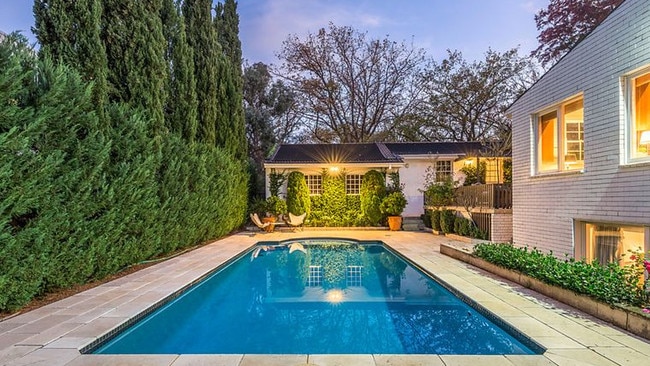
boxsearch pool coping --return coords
[1,230,649,366]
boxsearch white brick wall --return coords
[508,0,650,256]
[491,213,513,243]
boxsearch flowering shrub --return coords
[625,249,650,311]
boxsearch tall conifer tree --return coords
[33,0,109,121]
[183,0,219,145]
[215,0,246,159]
[102,0,168,132]
[162,0,198,141]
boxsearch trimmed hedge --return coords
[360,170,385,226]
[473,243,647,306]
[286,171,310,216]
[0,39,247,312]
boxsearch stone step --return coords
[402,216,424,231]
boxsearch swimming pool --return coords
[92,239,543,354]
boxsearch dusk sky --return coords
[1,0,547,64]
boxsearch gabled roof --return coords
[265,141,489,165]
[266,143,403,164]
[383,142,484,156]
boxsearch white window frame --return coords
[305,175,322,195]
[625,67,650,164]
[345,174,363,195]
[435,161,452,182]
[574,220,650,266]
[533,95,584,174]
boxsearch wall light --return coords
[329,166,340,173]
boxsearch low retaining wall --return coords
[440,243,650,341]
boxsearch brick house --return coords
[507,0,650,264]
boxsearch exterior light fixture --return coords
[329,166,340,173]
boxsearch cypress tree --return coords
[162,0,198,141]
[183,0,219,145]
[102,0,168,133]
[33,0,109,121]
[215,0,246,160]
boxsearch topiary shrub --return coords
[431,210,442,231]
[440,210,457,234]
[360,170,386,226]
[286,171,311,217]
[422,209,433,228]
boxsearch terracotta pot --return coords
[387,216,402,231]
[262,216,276,232]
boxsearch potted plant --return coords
[380,191,407,231]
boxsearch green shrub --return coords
[431,210,442,231]
[460,161,487,185]
[286,171,311,216]
[440,210,456,234]
[360,170,386,226]
[423,177,455,208]
[265,195,287,217]
[422,209,433,228]
[473,243,646,306]
[379,191,407,216]
[0,38,248,312]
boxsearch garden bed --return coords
[440,243,650,340]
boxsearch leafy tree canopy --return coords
[533,0,623,67]
[277,23,426,143]
[402,48,538,155]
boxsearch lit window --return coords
[435,161,452,182]
[307,265,322,287]
[305,175,322,195]
[345,174,362,195]
[536,97,584,173]
[579,223,648,266]
[629,70,650,160]
[346,266,363,287]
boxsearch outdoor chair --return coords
[250,213,271,232]
[285,212,306,231]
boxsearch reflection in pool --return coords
[93,239,542,354]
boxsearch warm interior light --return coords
[640,130,650,145]
[564,154,577,163]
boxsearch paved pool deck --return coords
[1,230,649,366]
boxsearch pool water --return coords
[94,239,541,354]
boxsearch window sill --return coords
[531,169,584,179]
[621,159,650,168]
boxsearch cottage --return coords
[264,142,508,226]
[507,0,650,264]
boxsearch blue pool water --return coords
[93,239,542,355]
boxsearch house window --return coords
[435,161,452,181]
[345,174,363,195]
[577,222,648,266]
[307,265,322,287]
[536,96,584,173]
[305,175,322,195]
[628,69,650,160]
[346,265,363,287]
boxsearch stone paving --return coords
[1,230,649,365]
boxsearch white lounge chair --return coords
[285,212,306,231]
[250,213,270,232]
